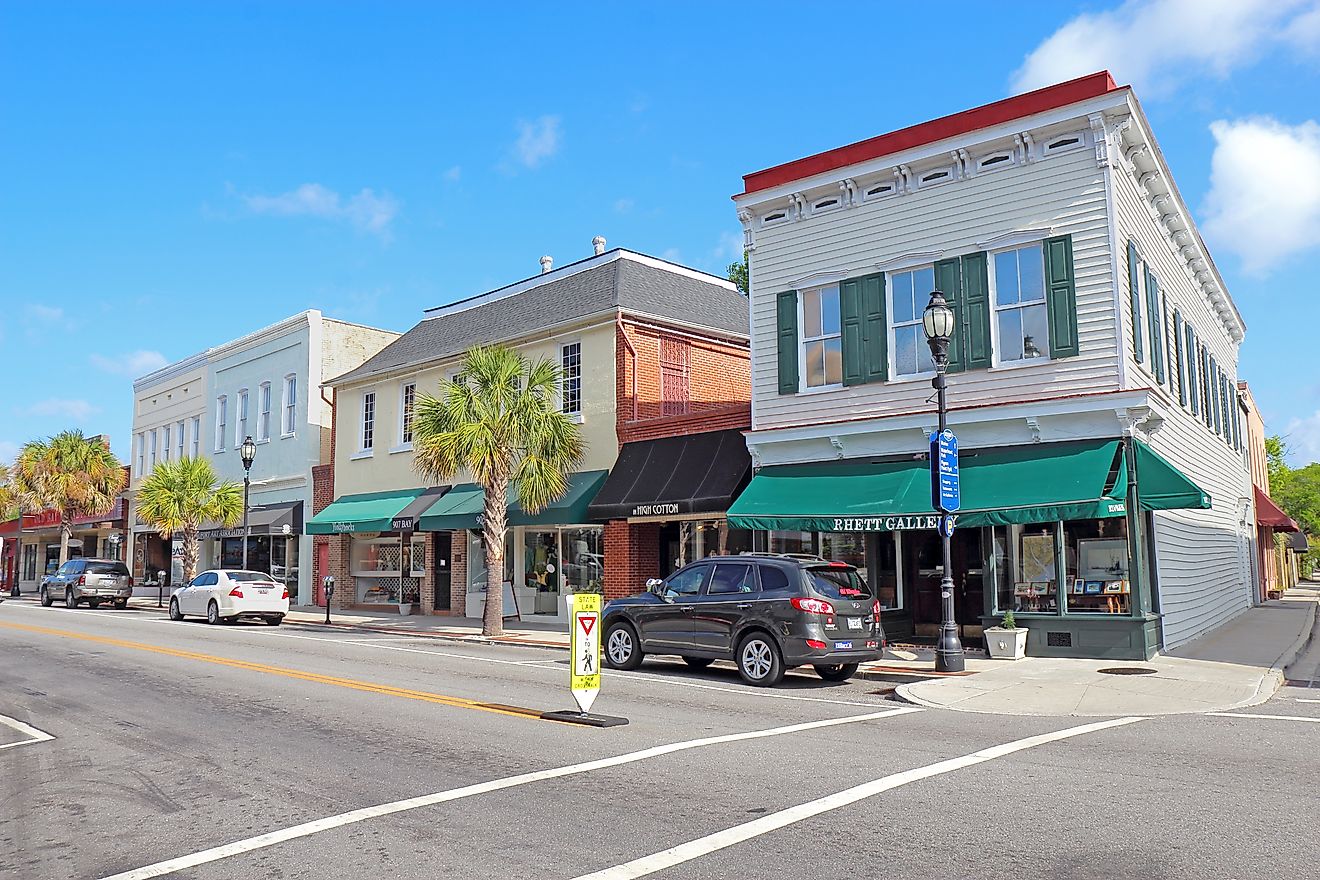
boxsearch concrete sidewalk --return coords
[896,585,1320,716]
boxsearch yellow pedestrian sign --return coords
[569,592,602,713]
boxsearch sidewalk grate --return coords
[1097,666,1157,675]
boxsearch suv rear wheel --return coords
[65,589,78,609]
[736,632,785,687]
[814,662,860,683]
[604,620,643,670]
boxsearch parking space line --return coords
[1207,712,1320,723]
[99,706,922,880]
[571,716,1146,880]
[0,713,55,751]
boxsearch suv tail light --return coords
[228,587,244,599]
[791,597,835,615]
[76,575,86,586]
[872,599,882,619]
[281,589,289,600]
[127,576,134,587]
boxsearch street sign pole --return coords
[541,593,628,728]
[930,370,966,673]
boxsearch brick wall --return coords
[604,520,661,600]
[420,533,436,614]
[616,318,750,443]
[450,530,467,616]
[327,534,352,610]
[311,463,333,597]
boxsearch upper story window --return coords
[191,417,200,458]
[890,267,936,378]
[176,420,185,459]
[800,284,842,388]
[660,337,691,416]
[992,244,1049,363]
[361,391,376,452]
[400,382,416,445]
[136,432,145,477]
[237,389,249,445]
[149,429,157,471]
[258,382,272,441]
[215,396,227,452]
[283,374,297,437]
[561,342,582,416]
[162,425,171,463]
[1043,132,1086,157]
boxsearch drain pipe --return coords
[616,313,638,421]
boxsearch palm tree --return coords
[11,431,128,568]
[135,456,243,583]
[412,344,585,636]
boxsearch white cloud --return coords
[241,183,399,236]
[23,399,99,420]
[442,165,462,182]
[660,247,682,263]
[89,350,169,377]
[0,441,18,465]
[26,304,64,322]
[613,198,634,214]
[713,230,744,261]
[1286,4,1320,52]
[1284,410,1320,465]
[513,115,562,168]
[1011,0,1317,96]
[1202,117,1320,274]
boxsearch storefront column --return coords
[449,531,467,617]
[604,520,659,600]
[328,534,353,611]
[420,535,436,614]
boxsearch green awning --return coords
[306,486,445,535]
[418,470,610,532]
[726,438,1206,533]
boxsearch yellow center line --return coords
[0,620,549,722]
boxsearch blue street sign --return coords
[930,429,960,513]
[939,515,956,538]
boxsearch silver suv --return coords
[40,558,133,609]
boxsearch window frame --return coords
[176,419,185,459]
[395,380,417,451]
[988,241,1052,368]
[258,381,272,441]
[359,389,376,455]
[190,416,200,458]
[215,395,227,452]
[798,282,844,390]
[559,341,583,419]
[282,374,297,438]
[236,388,249,447]
[135,432,145,477]
[149,429,157,472]
[161,424,171,464]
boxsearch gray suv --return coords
[602,554,885,687]
[40,558,133,609]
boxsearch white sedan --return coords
[169,569,289,626]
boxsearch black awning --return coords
[200,500,304,540]
[587,428,752,520]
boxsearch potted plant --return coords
[984,609,1028,660]
[397,600,414,616]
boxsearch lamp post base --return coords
[934,575,966,673]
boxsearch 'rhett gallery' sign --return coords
[832,515,952,532]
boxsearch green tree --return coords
[0,462,16,522]
[726,250,749,295]
[412,344,585,636]
[12,430,127,568]
[1266,435,1289,489]
[135,456,243,582]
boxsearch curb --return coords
[280,617,571,652]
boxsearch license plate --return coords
[834,641,853,649]
[846,617,863,631]
[257,589,269,595]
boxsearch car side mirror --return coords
[645,578,663,593]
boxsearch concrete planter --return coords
[397,602,414,616]
[985,626,1028,660]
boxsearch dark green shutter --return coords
[1185,323,1198,415]
[1163,298,1174,399]
[1209,355,1220,434]
[934,258,964,373]
[1146,268,1164,384]
[1043,235,1079,359]
[1202,347,1213,427]
[840,278,863,386]
[860,273,888,383]
[1173,310,1186,406]
[960,252,993,369]
[776,290,799,394]
[1128,240,1144,364]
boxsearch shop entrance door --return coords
[906,529,985,640]
[433,533,452,612]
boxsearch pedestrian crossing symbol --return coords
[568,592,602,713]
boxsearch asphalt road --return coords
[2,599,1318,880]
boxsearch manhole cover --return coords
[1097,666,1157,675]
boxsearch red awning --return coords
[1255,486,1299,532]
[0,518,18,537]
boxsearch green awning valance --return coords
[418,470,610,532]
[727,438,1206,533]
[306,487,444,535]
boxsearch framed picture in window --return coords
[1078,538,1128,580]
[1072,578,1085,595]
[1084,581,1104,595]
[1104,580,1126,594]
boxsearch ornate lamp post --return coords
[240,436,257,569]
[922,290,966,674]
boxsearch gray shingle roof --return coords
[328,250,748,386]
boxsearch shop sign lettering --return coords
[631,502,681,517]
[831,515,951,532]
[332,522,356,533]
[391,517,415,532]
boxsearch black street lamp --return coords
[240,435,256,569]
[922,290,966,674]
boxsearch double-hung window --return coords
[191,417,200,458]
[801,283,843,387]
[992,244,1049,363]
[215,396,227,451]
[283,375,297,436]
[400,382,416,446]
[560,342,582,416]
[237,389,249,445]
[149,430,157,471]
[259,382,272,441]
[162,425,171,463]
[889,267,935,377]
[136,433,145,476]
[361,391,376,452]
[176,420,185,459]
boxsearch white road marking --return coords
[1208,712,1320,723]
[100,706,922,880]
[1295,699,1320,703]
[0,713,55,751]
[571,716,1147,880]
[606,667,883,707]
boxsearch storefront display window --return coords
[870,533,900,609]
[468,530,514,592]
[525,530,560,613]
[1063,519,1131,614]
[221,536,272,572]
[998,523,1060,613]
[562,527,604,593]
[762,530,815,556]
[22,545,37,581]
[271,537,301,587]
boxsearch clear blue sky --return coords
[3,1,1318,464]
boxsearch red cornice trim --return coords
[739,71,1122,197]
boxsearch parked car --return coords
[40,558,133,609]
[602,553,885,687]
[169,569,289,626]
